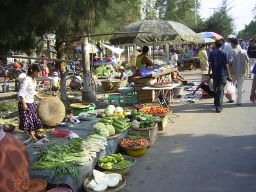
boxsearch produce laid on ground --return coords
[139,106,170,116]
[32,136,107,182]
[0,117,19,132]
[78,112,97,121]
[85,170,123,192]
[98,153,133,170]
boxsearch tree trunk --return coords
[55,38,67,103]
[81,37,96,102]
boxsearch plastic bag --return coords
[139,68,161,78]
[226,82,236,101]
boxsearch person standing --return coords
[198,44,209,79]
[250,64,256,103]
[18,64,43,141]
[170,49,178,68]
[229,38,249,105]
[208,40,233,113]
[0,125,30,192]
[247,39,256,78]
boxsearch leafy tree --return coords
[163,0,203,31]
[92,0,142,42]
[238,4,256,39]
[0,0,53,54]
[204,0,233,38]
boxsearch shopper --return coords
[247,39,256,78]
[208,40,232,113]
[18,64,43,141]
[250,64,256,103]
[198,44,209,79]
[0,125,30,192]
[229,38,249,105]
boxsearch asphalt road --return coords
[123,71,256,192]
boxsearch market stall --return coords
[131,68,178,103]
[27,119,127,192]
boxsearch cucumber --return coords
[113,119,126,126]
[115,127,125,133]
[112,122,125,130]
[100,119,113,124]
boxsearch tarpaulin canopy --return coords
[110,20,196,45]
[101,43,124,55]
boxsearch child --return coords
[50,71,60,91]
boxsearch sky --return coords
[199,0,255,33]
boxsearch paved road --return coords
[123,71,256,192]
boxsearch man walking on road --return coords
[229,38,249,105]
[209,40,232,113]
[247,39,256,78]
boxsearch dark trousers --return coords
[213,81,226,109]
[201,84,215,97]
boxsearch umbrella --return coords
[197,32,223,41]
[110,20,196,45]
[199,38,215,44]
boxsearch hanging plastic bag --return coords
[226,82,236,101]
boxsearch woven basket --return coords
[101,80,113,91]
[37,97,65,126]
[112,80,127,91]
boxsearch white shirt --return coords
[170,54,178,67]
[50,76,60,85]
[18,77,38,103]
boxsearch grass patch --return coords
[0,101,18,112]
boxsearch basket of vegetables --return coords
[139,106,171,116]
[120,138,149,157]
[98,154,136,175]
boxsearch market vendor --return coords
[136,46,153,69]
[119,66,128,81]
[18,64,43,142]
[0,125,30,192]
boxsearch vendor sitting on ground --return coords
[119,66,128,81]
[192,74,214,97]
[136,46,153,69]
[171,70,185,83]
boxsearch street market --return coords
[1,1,256,192]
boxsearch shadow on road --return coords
[173,101,255,114]
[124,134,256,192]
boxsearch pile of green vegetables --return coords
[32,138,85,182]
[99,153,132,169]
[94,66,111,78]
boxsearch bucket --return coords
[29,179,47,192]
[126,148,147,157]
[70,103,96,116]
[173,86,184,96]
[2,84,9,93]
[47,187,72,192]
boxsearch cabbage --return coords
[104,105,115,116]
[99,128,110,138]
[105,125,115,135]
[114,107,123,113]
[93,122,105,133]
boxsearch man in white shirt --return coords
[170,49,178,68]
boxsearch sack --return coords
[226,82,236,101]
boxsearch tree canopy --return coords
[238,4,256,39]
[204,0,233,38]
